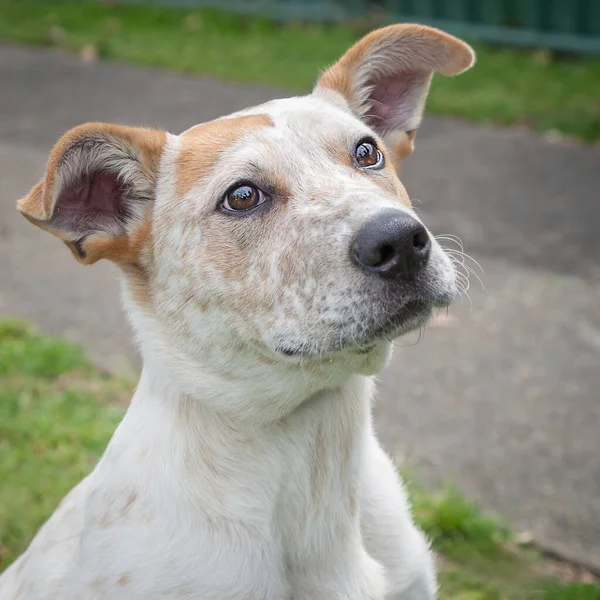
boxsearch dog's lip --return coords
[361,299,432,341]
[277,346,306,358]
[273,299,434,360]
[269,279,455,360]
[273,340,369,358]
[276,340,377,358]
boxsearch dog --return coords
[0,23,474,599]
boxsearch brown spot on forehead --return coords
[176,114,274,199]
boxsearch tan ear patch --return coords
[17,123,166,267]
[18,181,46,222]
[176,114,274,199]
[76,218,153,266]
[17,124,166,223]
[319,24,474,111]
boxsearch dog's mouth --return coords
[274,299,436,359]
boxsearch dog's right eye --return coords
[354,138,384,169]
[223,184,266,213]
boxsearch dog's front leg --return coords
[289,543,387,600]
[360,435,437,600]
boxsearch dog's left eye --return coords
[223,184,266,212]
[355,139,384,169]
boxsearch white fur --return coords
[0,26,473,598]
[0,366,435,599]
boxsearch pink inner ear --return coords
[50,171,129,238]
[364,70,426,135]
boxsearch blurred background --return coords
[1,0,599,596]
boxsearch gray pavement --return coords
[1,44,599,570]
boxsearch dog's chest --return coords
[80,417,362,598]
[128,399,364,596]
[4,392,371,599]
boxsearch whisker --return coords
[436,234,485,305]
[164,294,194,319]
[443,248,485,275]
[435,234,464,252]
[463,263,486,293]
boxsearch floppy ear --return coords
[315,24,474,169]
[17,123,166,265]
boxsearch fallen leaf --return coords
[80,44,99,64]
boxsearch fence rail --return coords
[122,0,600,54]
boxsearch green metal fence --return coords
[127,0,600,53]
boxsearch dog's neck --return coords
[125,356,374,449]
[110,354,374,517]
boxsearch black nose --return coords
[351,209,431,280]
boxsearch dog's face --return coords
[18,25,474,417]
[162,94,455,363]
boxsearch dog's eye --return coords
[223,184,265,212]
[355,139,384,169]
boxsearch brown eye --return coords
[223,184,265,212]
[355,140,384,169]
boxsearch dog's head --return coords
[18,25,473,419]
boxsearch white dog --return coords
[0,24,474,599]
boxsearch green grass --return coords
[412,484,511,559]
[1,0,600,141]
[408,481,600,599]
[0,320,129,568]
[0,318,598,599]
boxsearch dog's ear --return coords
[315,24,474,169]
[17,123,166,265]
